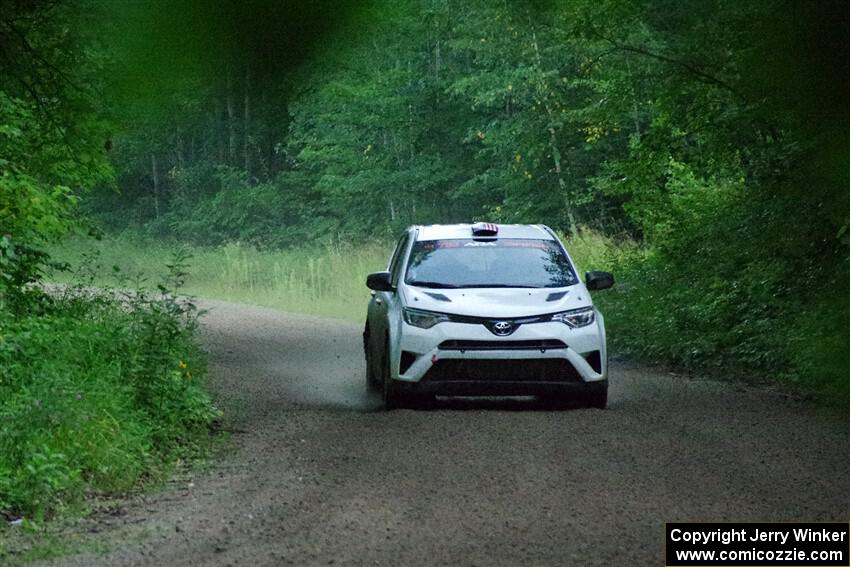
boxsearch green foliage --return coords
[50,235,391,321]
[0,0,220,529]
[93,0,634,242]
[0,0,114,315]
[593,189,850,406]
[0,257,220,520]
[65,0,849,408]
[2,6,849,519]
[166,168,327,248]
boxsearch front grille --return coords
[438,339,566,351]
[420,312,560,337]
[423,359,582,383]
[446,313,553,325]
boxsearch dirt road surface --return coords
[49,300,850,566]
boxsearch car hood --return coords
[401,284,592,318]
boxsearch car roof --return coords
[414,223,555,241]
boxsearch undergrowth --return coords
[0,251,221,527]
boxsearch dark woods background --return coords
[2,0,849,401]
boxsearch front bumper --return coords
[391,317,607,391]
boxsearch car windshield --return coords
[404,238,578,289]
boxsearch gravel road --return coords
[50,300,850,566]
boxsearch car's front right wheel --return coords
[364,331,381,393]
[379,338,406,410]
[584,381,608,409]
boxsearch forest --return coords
[1,0,849,524]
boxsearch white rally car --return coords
[363,223,614,409]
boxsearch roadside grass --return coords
[49,237,392,321]
[48,230,631,322]
[0,522,111,567]
[0,256,221,562]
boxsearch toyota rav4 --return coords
[363,223,614,409]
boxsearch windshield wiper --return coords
[407,281,461,289]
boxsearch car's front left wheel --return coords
[584,381,608,409]
[380,339,407,409]
[364,329,381,393]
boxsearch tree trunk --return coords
[433,35,441,105]
[626,57,642,141]
[243,62,251,177]
[434,37,441,82]
[175,128,185,169]
[259,86,270,179]
[531,30,578,235]
[547,128,577,234]
[151,153,160,219]
[226,71,236,165]
[216,104,224,163]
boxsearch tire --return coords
[383,379,405,410]
[381,339,406,410]
[364,329,381,393]
[584,381,608,409]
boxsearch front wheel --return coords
[381,339,406,410]
[584,381,608,409]
[364,330,381,393]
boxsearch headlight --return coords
[551,306,595,328]
[403,308,450,329]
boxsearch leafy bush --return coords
[162,168,329,248]
[0,254,220,520]
[591,199,850,408]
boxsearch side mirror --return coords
[366,271,394,292]
[585,271,614,291]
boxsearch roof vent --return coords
[471,222,499,237]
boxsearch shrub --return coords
[0,253,220,520]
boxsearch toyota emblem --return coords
[491,321,513,336]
